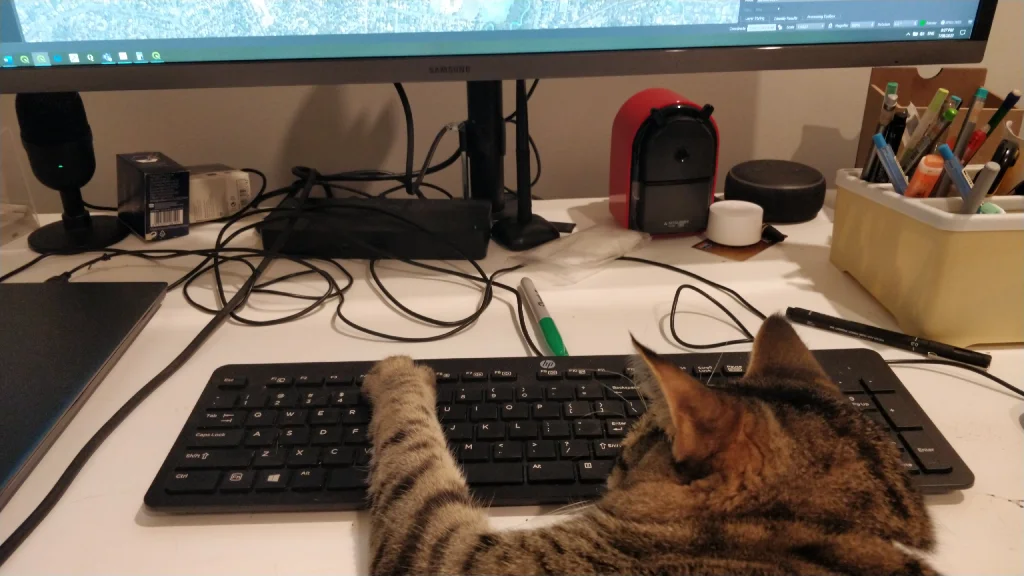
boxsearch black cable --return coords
[83,201,116,212]
[0,170,320,567]
[887,359,1024,399]
[505,79,540,122]
[393,83,419,198]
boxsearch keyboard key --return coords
[455,388,483,403]
[287,447,320,467]
[624,367,637,379]
[255,469,290,492]
[264,376,293,388]
[560,440,590,460]
[269,391,298,408]
[861,375,897,393]
[278,409,308,426]
[291,469,326,491]
[566,369,591,380]
[528,462,575,483]
[574,420,604,438]
[577,384,604,399]
[344,427,368,444]
[527,441,557,460]
[355,374,369,386]
[444,422,474,441]
[537,369,562,380]
[578,460,615,483]
[501,403,530,420]
[220,470,255,492]
[458,443,490,463]
[471,404,499,421]
[594,440,622,459]
[439,405,468,422]
[301,392,329,407]
[214,375,248,389]
[493,442,523,461]
[355,447,373,466]
[722,364,746,377]
[341,406,370,425]
[517,386,543,401]
[310,408,341,425]
[166,471,220,494]
[832,374,864,393]
[693,365,716,378]
[483,387,512,402]
[593,401,625,418]
[178,450,253,470]
[491,370,517,382]
[434,371,458,383]
[188,429,244,448]
[322,447,355,467]
[900,431,952,472]
[246,409,277,427]
[462,371,488,382]
[296,375,324,388]
[465,463,524,486]
[605,384,640,400]
[245,428,277,447]
[863,411,888,429]
[546,385,574,400]
[844,394,875,411]
[312,426,344,445]
[199,411,243,428]
[476,422,505,440]
[253,448,286,468]
[543,420,571,439]
[898,452,921,475]
[626,401,647,417]
[606,420,630,437]
[876,395,924,430]
[593,369,621,381]
[327,469,366,490]
[533,402,562,420]
[208,393,238,410]
[280,427,310,446]
[564,401,592,418]
[325,374,353,387]
[238,392,268,409]
[331,389,361,406]
[508,421,538,439]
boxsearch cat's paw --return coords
[363,356,436,403]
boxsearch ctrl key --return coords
[166,471,220,494]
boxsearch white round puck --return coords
[706,200,764,247]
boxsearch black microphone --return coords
[15,92,127,253]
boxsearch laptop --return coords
[0,282,166,510]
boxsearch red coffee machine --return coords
[609,88,719,235]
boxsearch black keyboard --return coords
[145,349,973,513]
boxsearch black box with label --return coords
[117,152,189,241]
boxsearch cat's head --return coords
[604,315,933,550]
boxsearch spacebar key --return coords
[465,464,524,486]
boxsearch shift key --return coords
[875,395,923,430]
[900,431,952,472]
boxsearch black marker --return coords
[786,307,992,369]
[989,139,1020,194]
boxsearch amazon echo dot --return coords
[724,160,826,223]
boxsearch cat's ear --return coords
[632,338,737,461]
[744,315,828,382]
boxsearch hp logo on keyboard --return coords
[539,360,556,369]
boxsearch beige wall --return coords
[3,1,1021,213]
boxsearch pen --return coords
[907,88,949,151]
[961,162,1001,214]
[519,277,568,357]
[886,82,899,97]
[901,106,957,175]
[936,96,962,144]
[861,93,900,180]
[963,89,1023,164]
[952,88,988,157]
[937,144,974,199]
[785,307,992,369]
[872,133,908,194]
[869,110,908,183]
[989,139,1020,193]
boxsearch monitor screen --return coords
[0,0,989,69]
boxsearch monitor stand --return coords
[466,80,558,252]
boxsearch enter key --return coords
[900,430,953,473]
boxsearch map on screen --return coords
[13,0,743,42]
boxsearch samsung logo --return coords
[429,65,471,75]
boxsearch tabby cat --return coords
[362,316,938,575]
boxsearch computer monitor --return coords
[0,0,1000,206]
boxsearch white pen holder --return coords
[831,168,1024,347]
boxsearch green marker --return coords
[886,82,899,97]
[520,277,568,357]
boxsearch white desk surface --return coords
[0,198,1021,575]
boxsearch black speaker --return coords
[16,92,128,254]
